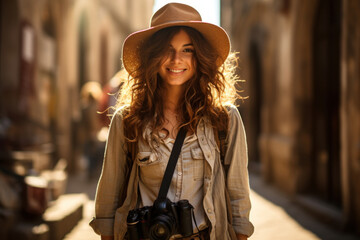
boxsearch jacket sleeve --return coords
[89,108,128,236]
[225,105,254,237]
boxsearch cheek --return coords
[158,68,165,80]
[159,57,169,70]
[158,60,167,74]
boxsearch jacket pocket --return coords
[191,147,205,181]
[136,151,165,186]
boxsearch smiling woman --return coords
[90,3,254,240]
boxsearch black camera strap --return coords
[157,126,187,199]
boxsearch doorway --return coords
[247,41,263,165]
[311,0,341,207]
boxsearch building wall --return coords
[341,0,360,231]
[0,1,20,117]
[0,0,154,172]
[222,0,360,234]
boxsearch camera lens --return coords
[149,198,177,240]
[149,221,172,240]
[153,223,166,236]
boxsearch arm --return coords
[89,108,129,236]
[224,105,254,237]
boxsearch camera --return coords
[127,198,194,240]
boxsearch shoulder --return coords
[224,104,242,121]
[112,105,130,119]
[224,103,238,113]
[108,105,130,128]
[224,104,245,135]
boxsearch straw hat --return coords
[122,2,230,75]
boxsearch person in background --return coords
[80,81,103,179]
[90,3,254,240]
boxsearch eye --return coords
[183,48,194,53]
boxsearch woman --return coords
[90,3,254,240]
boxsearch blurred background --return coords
[0,0,360,239]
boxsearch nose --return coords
[170,50,181,63]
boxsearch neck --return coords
[163,85,184,112]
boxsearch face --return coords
[158,30,196,88]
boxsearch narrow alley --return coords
[1,0,360,239]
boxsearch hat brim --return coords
[122,21,230,75]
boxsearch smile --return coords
[168,68,186,73]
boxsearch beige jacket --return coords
[90,104,254,239]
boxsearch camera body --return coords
[127,198,193,240]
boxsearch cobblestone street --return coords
[249,175,358,240]
[63,171,98,240]
[62,171,359,240]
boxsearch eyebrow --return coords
[169,43,193,48]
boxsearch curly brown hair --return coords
[116,26,242,142]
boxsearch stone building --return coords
[222,0,360,235]
[0,0,154,172]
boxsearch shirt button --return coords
[207,154,211,159]
[207,208,213,213]
[178,172,182,176]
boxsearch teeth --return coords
[169,69,184,73]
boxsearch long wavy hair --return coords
[116,26,242,142]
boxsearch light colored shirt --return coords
[90,104,254,239]
[137,130,207,232]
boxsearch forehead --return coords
[169,29,192,45]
